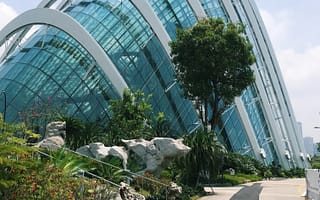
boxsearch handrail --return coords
[28,142,170,190]
[63,146,171,188]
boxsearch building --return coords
[0,0,310,169]
[304,136,315,158]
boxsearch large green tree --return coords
[169,18,255,130]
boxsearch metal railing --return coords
[30,143,170,199]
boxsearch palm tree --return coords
[57,116,103,150]
[180,130,226,186]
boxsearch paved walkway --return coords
[199,178,306,200]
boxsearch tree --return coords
[169,18,255,130]
[104,89,153,145]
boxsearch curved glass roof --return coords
[0,0,199,134]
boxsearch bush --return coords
[0,147,117,200]
[219,173,262,186]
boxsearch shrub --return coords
[220,173,262,186]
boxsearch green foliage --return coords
[104,89,153,145]
[152,112,171,137]
[134,172,169,199]
[8,162,101,200]
[223,153,265,175]
[0,118,40,196]
[0,117,118,199]
[221,173,262,186]
[58,116,103,150]
[93,157,128,184]
[311,156,320,169]
[49,148,96,175]
[282,168,305,178]
[269,163,285,177]
[170,17,255,129]
[177,130,226,186]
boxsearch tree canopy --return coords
[105,88,153,145]
[169,18,255,130]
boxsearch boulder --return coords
[122,137,190,174]
[168,182,182,200]
[76,142,128,169]
[45,121,66,139]
[35,136,65,151]
[35,121,66,150]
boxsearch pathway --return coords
[199,178,306,200]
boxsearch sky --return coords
[1,0,320,142]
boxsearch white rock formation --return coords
[76,142,128,169]
[45,121,66,139]
[35,121,66,150]
[168,182,182,200]
[122,137,190,174]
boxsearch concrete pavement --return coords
[199,178,306,200]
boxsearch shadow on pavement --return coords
[230,183,263,200]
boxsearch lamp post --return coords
[1,90,6,122]
[1,90,6,132]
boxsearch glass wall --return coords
[0,26,119,123]
[148,0,197,40]
[0,0,199,134]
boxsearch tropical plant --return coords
[0,119,118,199]
[169,17,255,130]
[223,152,265,175]
[104,89,153,145]
[58,116,103,150]
[152,112,171,137]
[177,130,226,186]
[47,148,95,175]
[93,157,129,184]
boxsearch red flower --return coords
[50,189,56,196]
[9,193,17,199]
[51,166,56,171]
[32,183,37,191]
[68,193,74,199]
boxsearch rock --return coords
[119,182,145,200]
[75,145,94,158]
[35,121,66,150]
[76,142,128,169]
[122,137,190,174]
[45,121,66,139]
[35,136,65,151]
[168,182,182,200]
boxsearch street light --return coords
[1,90,6,132]
[1,90,6,123]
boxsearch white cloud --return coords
[278,46,320,90]
[260,8,320,141]
[259,9,293,51]
[0,2,17,56]
[0,2,17,28]
[277,46,320,141]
